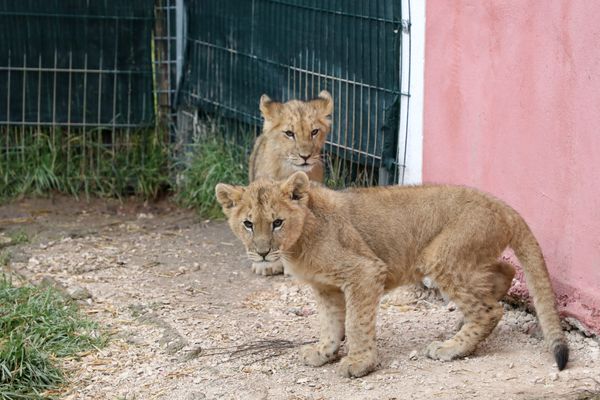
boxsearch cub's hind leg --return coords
[418,217,511,361]
[489,261,515,301]
[424,261,512,360]
[425,282,504,361]
[453,261,515,331]
[300,285,345,367]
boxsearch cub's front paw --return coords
[336,354,377,378]
[251,261,284,276]
[300,344,336,367]
[425,340,465,361]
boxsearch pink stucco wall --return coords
[423,1,600,332]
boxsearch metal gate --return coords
[175,0,418,185]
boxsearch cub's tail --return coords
[509,211,568,370]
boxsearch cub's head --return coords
[260,90,333,173]
[215,172,310,264]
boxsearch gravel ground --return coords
[1,196,599,400]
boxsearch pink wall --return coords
[423,1,600,332]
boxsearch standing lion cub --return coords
[216,172,568,378]
[247,90,332,276]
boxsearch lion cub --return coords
[248,91,332,276]
[216,172,569,378]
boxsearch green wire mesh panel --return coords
[0,1,170,199]
[178,0,405,184]
[0,0,155,127]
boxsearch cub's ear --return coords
[281,171,310,202]
[259,94,282,120]
[215,183,245,214]
[311,90,333,117]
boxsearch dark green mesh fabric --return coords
[0,0,155,126]
[178,0,404,168]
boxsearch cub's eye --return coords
[243,220,253,230]
[272,219,284,229]
[284,130,295,139]
[311,129,319,137]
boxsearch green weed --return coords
[0,251,10,267]
[176,133,250,219]
[0,128,170,200]
[324,153,374,189]
[0,276,105,399]
[7,230,29,245]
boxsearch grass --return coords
[0,119,377,219]
[0,128,170,201]
[176,133,249,219]
[325,153,376,189]
[7,230,29,246]
[0,276,105,400]
[0,251,10,267]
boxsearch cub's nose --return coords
[300,154,310,162]
[257,250,270,260]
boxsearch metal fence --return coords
[176,0,413,185]
[0,0,177,195]
[1,0,414,194]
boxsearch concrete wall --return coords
[423,1,600,332]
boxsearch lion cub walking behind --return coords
[216,172,569,378]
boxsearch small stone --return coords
[508,363,514,369]
[362,382,374,390]
[185,391,205,400]
[549,372,559,381]
[66,285,92,300]
[532,377,543,384]
[296,377,310,384]
[422,277,435,288]
[409,350,418,360]
[447,301,457,311]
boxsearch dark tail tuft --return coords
[553,340,569,371]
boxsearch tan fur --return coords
[215,172,568,378]
[247,91,333,276]
[249,90,332,183]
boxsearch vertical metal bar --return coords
[176,0,185,87]
[396,0,412,185]
[20,53,26,163]
[126,69,132,168]
[97,52,103,177]
[286,59,291,101]
[36,54,42,137]
[112,20,119,158]
[335,61,342,161]
[370,90,379,184]
[52,49,57,144]
[82,53,88,180]
[6,51,11,167]
[357,80,364,183]
[342,60,349,165]
[304,47,308,100]
[292,56,297,99]
[67,52,72,174]
[349,73,356,171]
[372,1,382,185]
[166,0,172,108]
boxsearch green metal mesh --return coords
[178,0,405,179]
[0,0,155,127]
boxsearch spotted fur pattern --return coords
[216,172,569,377]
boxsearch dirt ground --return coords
[1,196,599,400]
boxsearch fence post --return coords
[176,0,185,89]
